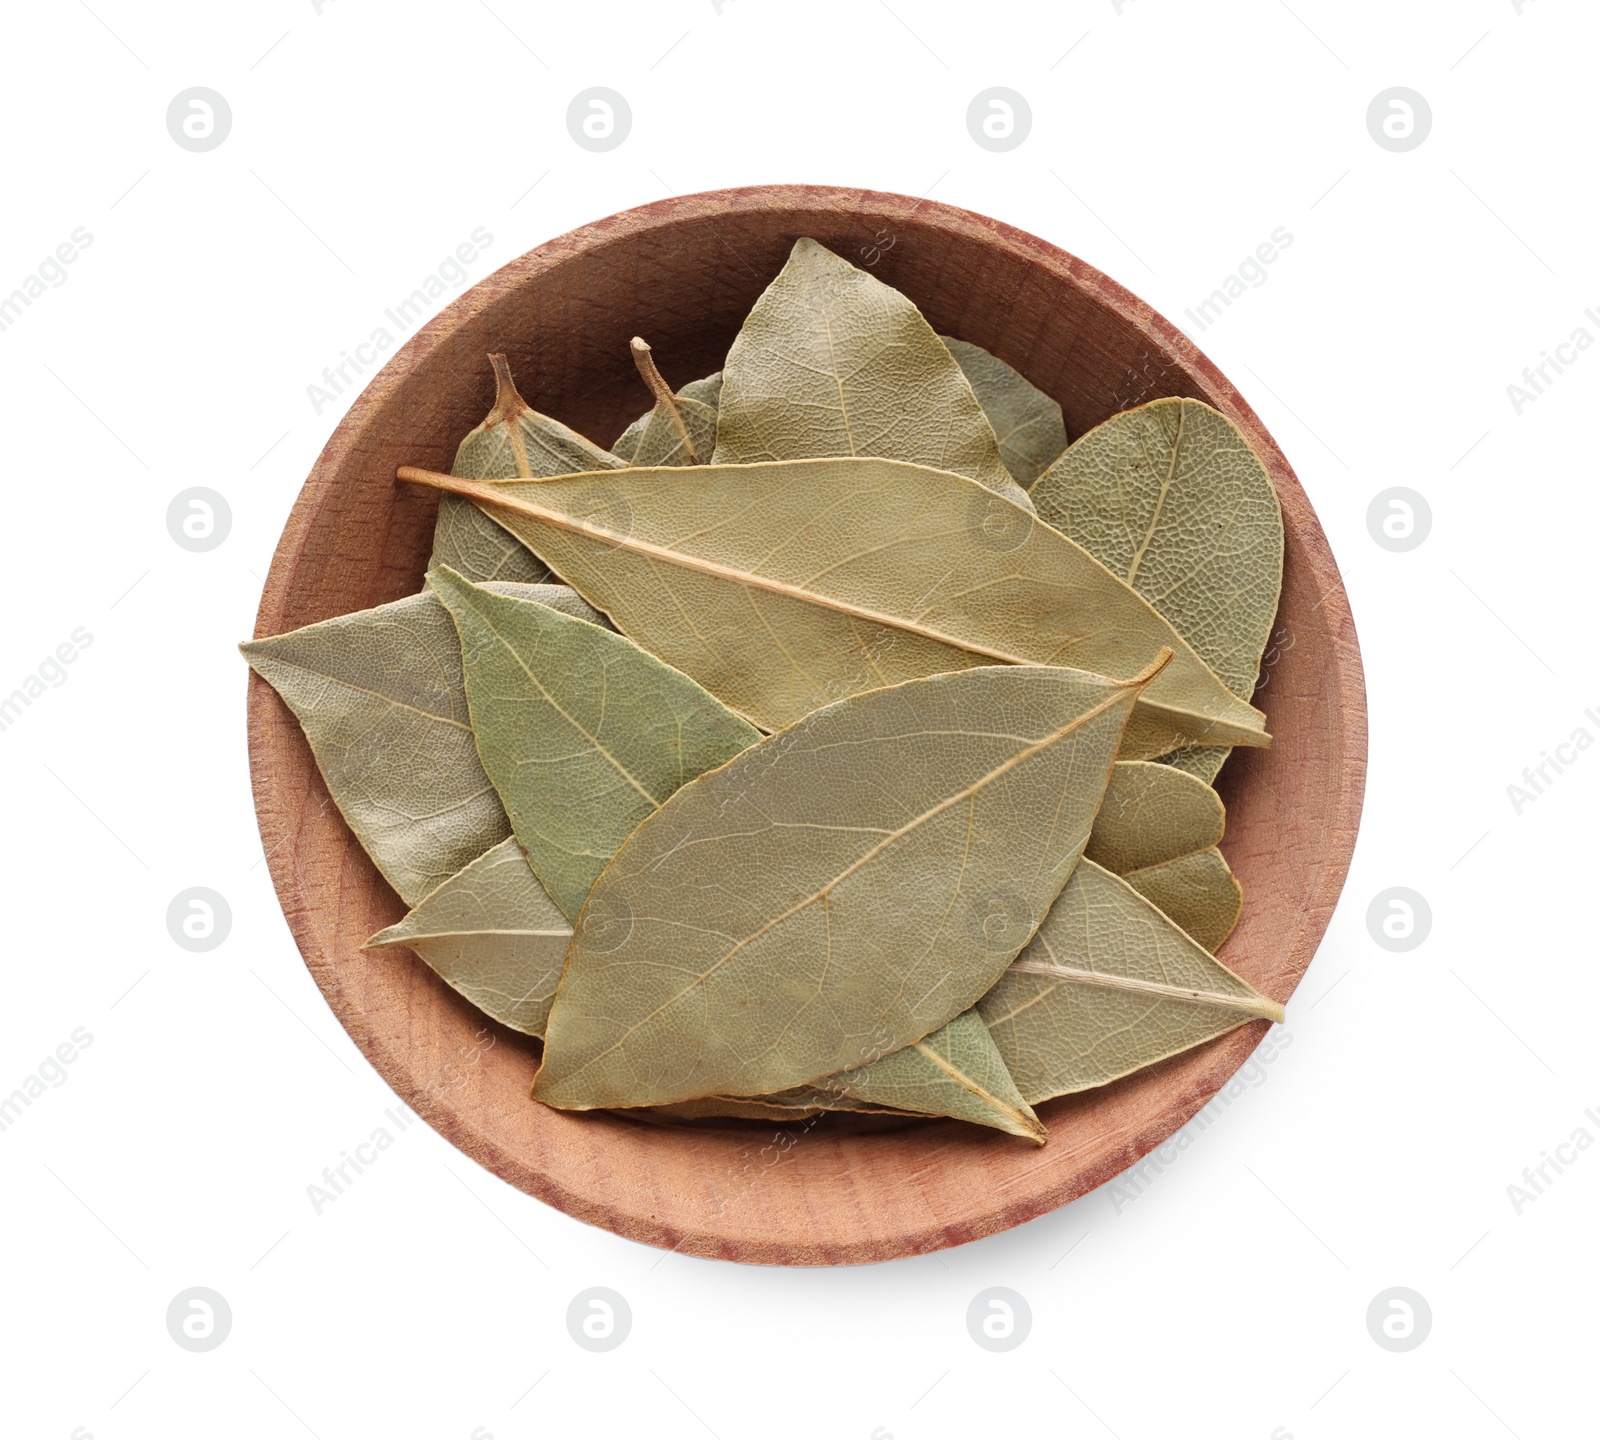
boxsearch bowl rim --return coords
[248,183,1367,1264]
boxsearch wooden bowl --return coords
[248,185,1366,1265]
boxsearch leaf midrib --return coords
[1003,957,1282,1021]
[397,466,1270,747]
[247,652,472,730]
[453,475,1040,668]
[1124,400,1185,590]
[908,1037,1043,1139]
[384,926,570,941]
[452,585,663,809]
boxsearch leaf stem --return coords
[630,337,700,463]
[487,353,530,425]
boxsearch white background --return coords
[1,1,1591,1436]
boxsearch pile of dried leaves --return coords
[245,238,1286,1143]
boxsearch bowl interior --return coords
[250,185,1365,1265]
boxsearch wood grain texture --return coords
[247,185,1367,1266]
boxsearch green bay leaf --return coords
[941,336,1067,488]
[401,458,1268,756]
[712,238,1031,508]
[1030,397,1283,782]
[533,661,1153,1110]
[431,353,624,584]
[979,859,1280,1105]
[429,566,760,921]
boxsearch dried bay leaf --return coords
[1087,761,1225,873]
[365,836,570,1035]
[647,1003,1042,1139]
[241,581,606,905]
[448,356,620,480]
[675,373,725,409]
[1122,847,1242,953]
[402,580,1040,1130]
[1087,760,1241,950]
[624,338,717,467]
[671,775,1236,1124]
[244,591,504,905]
[637,1097,828,1123]
[429,567,760,921]
[630,394,716,467]
[676,1011,1044,1139]
[812,1010,1044,1142]
[610,423,641,464]
[401,458,1268,756]
[1028,398,1283,691]
[941,337,1067,488]
[414,579,1029,1127]
[431,353,624,584]
[838,771,1235,1132]
[1152,743,1229,783]
[613,372,723,461]
[1030,398,1283,783]
[432,497,550,587]
[712,238,1032,509]
[828,766,1239,1129]
[635,1089,911,1124]
[803,752,1240,1103]
[979,859,1281,1105]
[532,661,1159,1110]
[365,567,747,1038]
[482,582,612,629]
